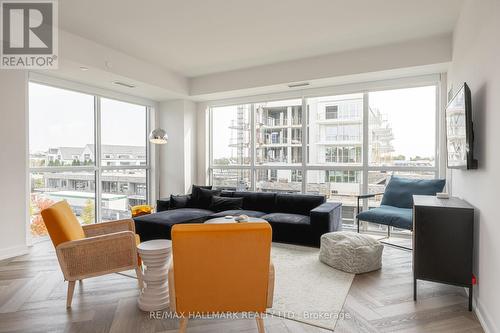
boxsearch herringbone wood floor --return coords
[0,239,483,333]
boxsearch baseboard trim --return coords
[0,245,29,261]
[474,296,498,333]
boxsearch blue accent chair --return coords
[356,176,446,249]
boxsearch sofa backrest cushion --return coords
[232,191,277,213]
[276,193,326,215]
[169,194,192,210]
[381,176,446,209]
[195,188,221,209]
[209,196,243,212]
[220,191,234,198]
[191,185,212,201]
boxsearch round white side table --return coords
[205,216,267,224]
[137,239,172,312]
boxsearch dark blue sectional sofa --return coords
[134,186,342,247]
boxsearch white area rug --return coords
[267,243,355,331]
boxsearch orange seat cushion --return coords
[41,201,85,247]
[171,222,272,314]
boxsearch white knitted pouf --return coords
[319,231,383,274]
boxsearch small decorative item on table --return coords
[131,204,154,218]
[234,214,249,222]
[137,239,172,311]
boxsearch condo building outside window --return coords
[325,105,338,119]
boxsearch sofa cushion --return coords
[209,196,243,212]
[381,176,446,209]
[169,194,192,209]
[275,193,325,215]
[209,210,267,218]
[357,205,413,230]
[135,208,214,225]
[261,213,310,225]
[157,198,171,212]
[232,191,277,213]
[134,208,214,241]
[195,188,221,209]
[191,185,212,204]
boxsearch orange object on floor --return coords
[169,222,274,333]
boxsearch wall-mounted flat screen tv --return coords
[445,83,477,169]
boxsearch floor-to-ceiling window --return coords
[209,82,439,232]
[29,82,151,238]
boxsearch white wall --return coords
[0,71,29,260]
[448,1,500,331]
[196,104,209,186]
[183,101,197,190]
[158,100,197,197]
[190,34,452,97]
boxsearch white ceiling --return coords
[60,0,463,78]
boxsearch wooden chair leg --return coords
[256,315,265,333]
[179,317,188,333]
[135,267,144,290]
[66,281,76,308]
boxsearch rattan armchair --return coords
[41,201,143,308]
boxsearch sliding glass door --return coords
[29,82,151,238]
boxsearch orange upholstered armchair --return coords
[169,222,274,333]
[41,200,143,308]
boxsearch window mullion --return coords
[146,106,151,205]
[301,96,307,194]
[250,104,256,191]
[362,92,369,210]
[208,107,213,182]
[94,96,102,223]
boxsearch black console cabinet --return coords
[412,195,474,311]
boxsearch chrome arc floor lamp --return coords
[149,128,168,202]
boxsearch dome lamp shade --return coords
[149,128,168,144]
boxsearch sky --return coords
[212,104,250,161]
[369,85,436,159]
[29,83,147,153]
[212,86,436,161]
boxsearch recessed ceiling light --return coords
[112,81,136,88]
[79,66,89,71]
[288,82,310,88]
